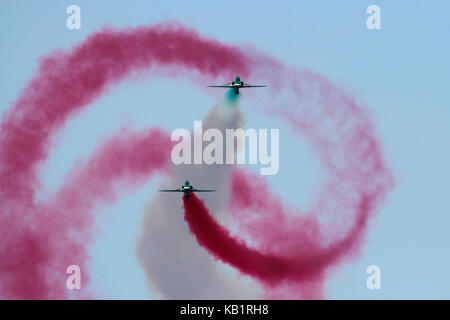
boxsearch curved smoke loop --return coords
[0,22,393,299]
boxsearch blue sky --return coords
[0,1,449,299]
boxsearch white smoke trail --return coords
[136,95,262,299]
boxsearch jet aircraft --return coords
[207,75,266,94]
[158,180,215,199]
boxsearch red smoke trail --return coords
[0,23,248,299]
[184,193,323,285]
[0,20,393,299]
[181,66,394,298]
[0,128,171,299]
[0,22,248,206]
[231,169,375,298]
[183,175,373,297]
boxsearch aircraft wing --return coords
[158,189,183,192]
[192,189,216,192]
[241,84,267,88]
[207,82,233,88]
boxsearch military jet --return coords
[207,75,267,94]
[158,180,215,199]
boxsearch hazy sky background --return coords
[0,1,449,299]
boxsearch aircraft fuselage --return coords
[181,181,194,198]
[231,76,244,94]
